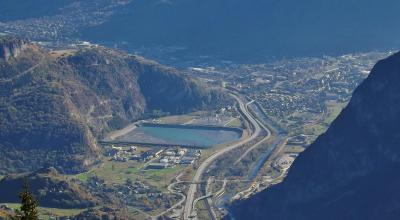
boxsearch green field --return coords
[195,200,212,220]
[304,123,327,136]
[284,145,305,154]
[224,118,242,127]
[157,114,198,124]
[4,203,84,219]
[74,159,185,188]
[324,101,347,124]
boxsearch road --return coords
[104,123,137,141]
[234,102,272,164]
[182,93,264,220]
[204,178,227,220]
[152,173,187,219]
[0,59,43,83]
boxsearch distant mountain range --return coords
[82,0,400,60]
[229,51,400,219]
[1,0,400,61]
[0,35,226,174]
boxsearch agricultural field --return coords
[74,158,186,189]
[3,203,84,219]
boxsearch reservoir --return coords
[112,123,243,148]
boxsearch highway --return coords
[204,178,227,220]
[234,102,272,164]
[182,93,265,220]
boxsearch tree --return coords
[126,178,133,187]
[16,178,39,220]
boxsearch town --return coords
[188,51,392,144]
[107,144,202,169]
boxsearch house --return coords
[108,148,119,157]
[152,149,164,158]
[130,154,141,160]
[140,151,154,162]
[112,146,123,151]
[180,157,196,165]
[113,155,128,162]
[186,149,201,158]
[176,149,187,156]
[160,158,169,164]
[165,156,181,164]
[147,163,169,169]
[164,150,175,156]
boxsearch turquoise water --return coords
[118,124,242,148]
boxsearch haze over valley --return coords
[0,1,400,220]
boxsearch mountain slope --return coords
[0,167,99,208]
[0,36,226,174]
[229,52,400,220]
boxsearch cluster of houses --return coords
[122,180,155,195]
[107,145,202,169]
[147,148,202,169]
[108,146,139,162]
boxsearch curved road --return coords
[152,173,187,219]
[234,102,272,164]
[182,93,264,220]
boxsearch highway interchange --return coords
[183,92,271,220]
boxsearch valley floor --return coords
[1,50,392,220]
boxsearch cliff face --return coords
[129,56,224,114]
[0,36,28,61]
[0,36,226,174]
[230,52,400,220]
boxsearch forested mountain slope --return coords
[0,36,226,174]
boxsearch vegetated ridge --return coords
[0,35,226,174]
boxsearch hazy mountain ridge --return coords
[229,52,400,219]
[82,0,400,60]
[0,36,226,174]
[1,0,399,60]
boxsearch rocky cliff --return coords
[0,36,28,61]
[0,36,226,174]
[229,52,400,220]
